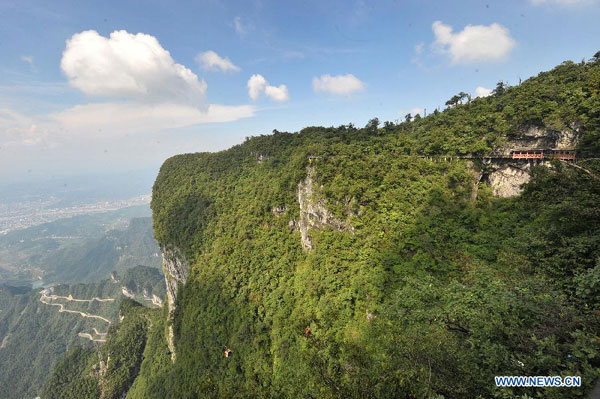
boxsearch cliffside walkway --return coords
[415,152,600,180]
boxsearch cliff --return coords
[296,165,354,250]
[44,58,600,399]
[160,245,189,360]
[483,125,580,197]
[143,58,600,398]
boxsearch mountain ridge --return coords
[43,56,600,399]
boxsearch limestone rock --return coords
[488,163,532,198]
[297,166,352,250]
[161,245,190,361]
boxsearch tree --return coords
[493,81,506,96]
[365,118,379,132]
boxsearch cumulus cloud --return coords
[312,74,365,96]
[432,21,516,64]
[264,85,289,102]
[475,86,492,97]
[61,30,207,107]
[247,74,289,102]
[196,50,240,73]
[247,74,267,100]
[2,29,258,146]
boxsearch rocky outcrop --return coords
[297,166,353,250]
[0,333,10,350]
[151,294,163,307]
[121,286,135,299]
[500,125,579,155]
[487,163,532,198]
[161,245,190,361]
[162,246,189,315]
[484,125,580,197]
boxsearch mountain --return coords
[44,58,600,398]
[0,266,164,399]
[0,206,161,285]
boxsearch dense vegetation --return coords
[41,346,100,399]
[47,57,600,398]
[0,265,164,399]
[121,265,165,300]
[42,299,163,399]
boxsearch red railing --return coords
[512,151,544,159]
[552,151,576,161]
[511,150,576,161]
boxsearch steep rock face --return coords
[162,246,189,314]
[485,126,579,197]
[487,163,532,198]
[297,166,352,250]
[501,125,579,154]
[151,294,163,307]
[121,286,135,299]
[161,246,189,361]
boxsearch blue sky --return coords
[1,0,599,180]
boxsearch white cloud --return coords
[432,21,516,64]
[1,30,262,175]
[247,74,289,102]
[20,55,34,66]
[264,85,289,102]
[234,16,246,35]
[61,30,207,107]
[312,74,365,96]
[475,86,492,97]
[530,0,596,5]
[0,108,47,146]
[0,103,255,150]
[196,50,240,73]
[51,103,254,136]
[414,43,425,55]
[247,74,267,100]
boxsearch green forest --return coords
[0,265,164,399]
[44,57,600,398]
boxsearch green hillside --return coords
[45,58,600,398]
[0,266,164,399]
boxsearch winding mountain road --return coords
[38,291,114,341]
[39,293,113,324]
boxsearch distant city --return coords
[0,194,151,235]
